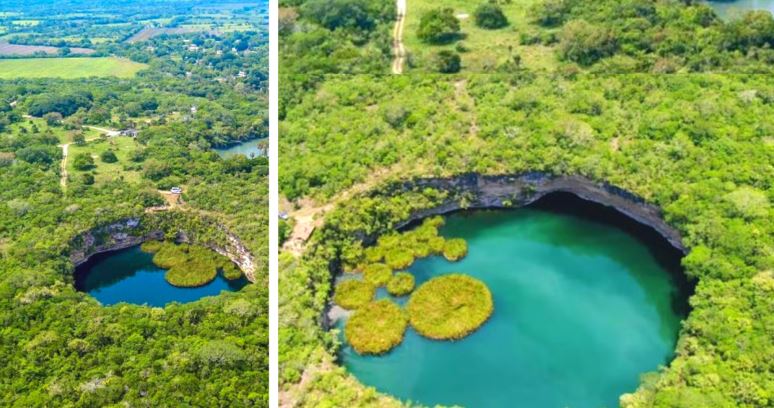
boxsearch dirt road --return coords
[391,0,407,74]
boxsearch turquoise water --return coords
[75,246,248,307]
[339,195,688,408]
[707,0,774,19]
[215,138,266,158]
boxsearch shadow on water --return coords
[526,192,694,318]
[398,191,694,337]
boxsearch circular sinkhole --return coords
[336,192,691,408]
[74,244,249,307]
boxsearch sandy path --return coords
[57,134,108,189]
[59,143,70,188]
[391,0,407,74]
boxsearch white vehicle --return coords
[170,187,182,194]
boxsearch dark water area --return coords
[75,245,248,307]
[707,0,774,19]
[339,193,690,408]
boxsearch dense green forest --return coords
[0,1,269,406]
[279,0,773,406]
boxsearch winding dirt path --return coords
[58,134,102,189]
[59,143,70,188]
[391,0,406,74]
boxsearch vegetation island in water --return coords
[334,216,493,354]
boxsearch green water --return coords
[707,0,774,19]
[75,246,248,307]
[340,196,688,408]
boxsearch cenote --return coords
[75,245,248,307]
[338,193,691,408]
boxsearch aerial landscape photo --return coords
[0,0,269,406]
[278,0,773,407]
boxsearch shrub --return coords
[140,240,164,253]
[100,150,118,163]
[443,238,468,261]
[220,262,244,280]
[407,274,493,340]
[428,235,447,254]
[418,8,460,44]
[474,4,508,29]
[558,19,617,66]
[79,173,95,185]
[71,152,95,171]
[386,272,415,296]
[301,0,377,31]
[334,280,376,309]
[433,50,461,73]
[345,299,408,354]
[362,263,392,286]
[384,248,414,270]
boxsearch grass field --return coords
[404,0,557,72]
[0,57,147,79]
[9,118,102,143]
[67,136,142,184]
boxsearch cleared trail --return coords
[58,134,102,189]
[391,0,406,74]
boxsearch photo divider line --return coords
[268,0,279,403]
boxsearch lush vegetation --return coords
[362,263,392,286]
[344,299,409,355]
[141,241,241,287]
[333,279,375,309]
[0,1,269,405]
[280,0,773,405]
[386,272,414,296]
[474,3,509,29]
[407,274,493,340]
[442,238,468,261]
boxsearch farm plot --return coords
[0,57,147,78]
[0,42,95,56]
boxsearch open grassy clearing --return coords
[0,57,147,79]
[404,0,557,72]
[7,118,101,144]
[66,136,142,184]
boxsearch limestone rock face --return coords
[392,173,685,253]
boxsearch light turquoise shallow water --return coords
[340,202,688,408]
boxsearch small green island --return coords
[345,299,409,355]
[334,216,493,354]
[407,274,493,340]
[140,240,244,287]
